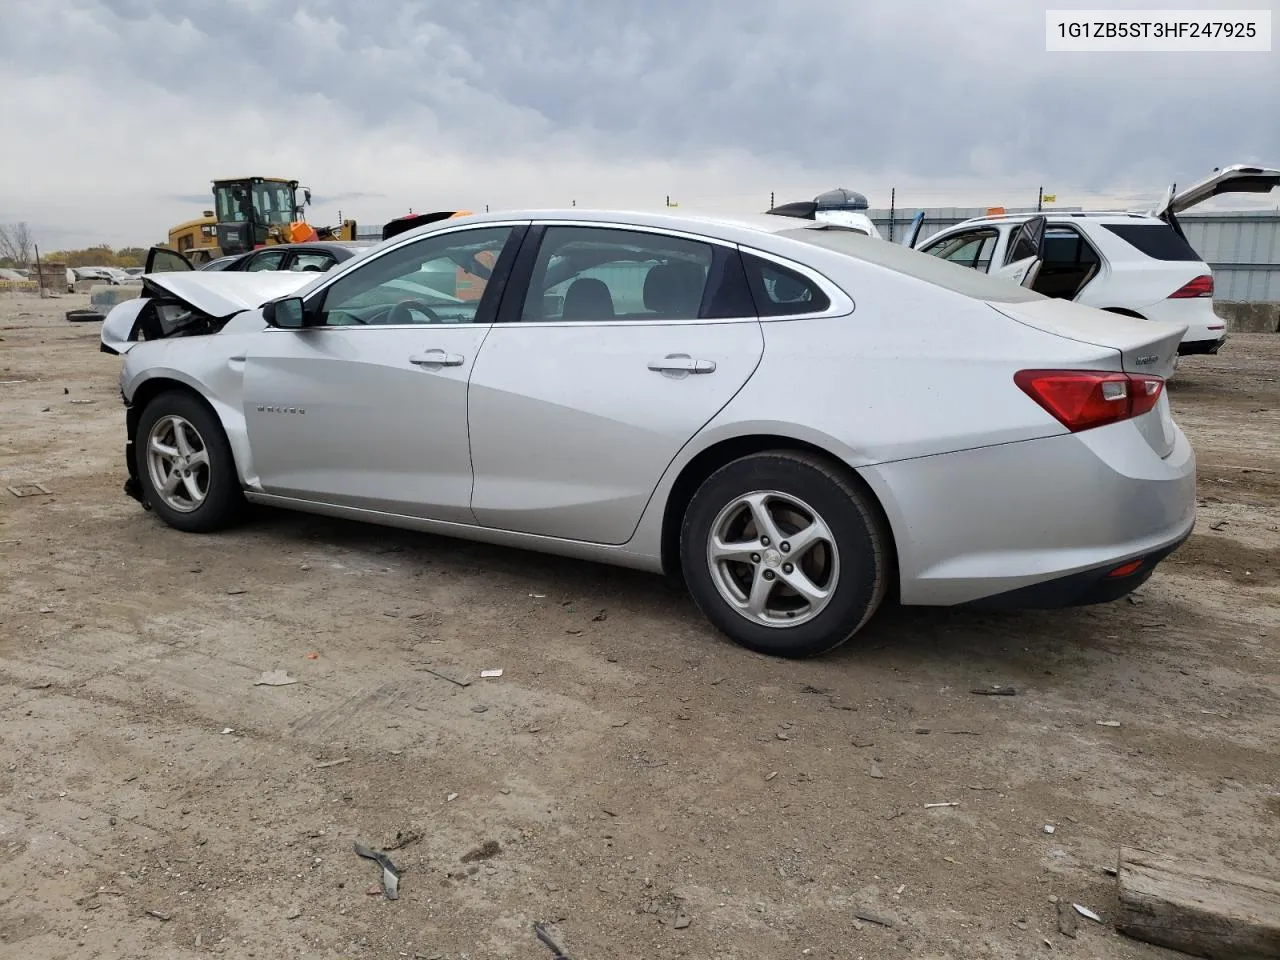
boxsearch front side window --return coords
[522,227,713,322]
[922,229,999,271]
[315,226,514,326]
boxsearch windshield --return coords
[778,226,1045,303]
[214,181,297,226]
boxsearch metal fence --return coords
[867,206,1280,302]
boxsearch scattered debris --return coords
[528,593,546,598]
[39,605,52,614]
[1209,520,1229,531]
[1073,903,1103,923]
[471,705,489,713]
[1056,901,1079,938]
[853,910,895,928]
[422,667,470,688]
[314,757,351,769]
[673,912,692,930]
[970,685,1017,696]
[925,801,959,809]
[1096,720,1122,727]
[353,842,401,900]
[947,730,982,736]
[8,482,51,498]
[285,906,302,920]
[480,668,504,679]
[146,909,171,921]
[226,587,247,595]
[254,670,298,687]
[1044,824,1056,834]
[765,771,778,781]
[69,399,95,405]
[383,829,423,851]
[461,839,502,863]
[868,762,885,779]
[446,792,459,802]
[220,728,234,735]
[591,610,607,622]
[915,727,931,735]
[533,921,573,959]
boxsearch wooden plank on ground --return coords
[1116,846,1280,960]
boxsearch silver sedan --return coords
[102,209,1196,657]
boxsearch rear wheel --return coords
[134,391,244,532]
[680,451,890,658]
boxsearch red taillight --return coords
[1169,275,1213,298]
[1014,370,1164,432]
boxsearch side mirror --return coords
[303,188,312,205]
[264,297,306,329]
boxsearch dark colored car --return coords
[195,241,374,273]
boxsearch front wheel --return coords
[134,390,245,532]
[680,451,890,658]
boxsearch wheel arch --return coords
[659,433,900,597]
[127,374,251,486]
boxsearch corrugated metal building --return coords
[867,206,1280,302]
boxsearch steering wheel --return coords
[386,298,442,324]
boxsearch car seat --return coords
[561,278,614,320]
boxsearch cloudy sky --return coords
[1,0,1277,248]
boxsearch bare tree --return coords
[0,222,35,266]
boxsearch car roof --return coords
[947,211,1167,230]
[385,208,845,249]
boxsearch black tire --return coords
[66,309,105,323]
[134,390,245,532]
[679,451,890,658]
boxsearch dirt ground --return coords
[1,291,1277,960]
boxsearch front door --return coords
[467,224,764,544]
[242,224,522,522]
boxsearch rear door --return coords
[991,215,1046,287]
[466,223,764,544]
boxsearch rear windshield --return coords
[778,227,1045,303]
[1101,223,1202,261]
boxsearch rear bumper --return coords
[857,418,1196,607]
[1177,333,1227,356]
[962,527,1191,609]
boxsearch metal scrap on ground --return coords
[353,842,401,900]
[254,669,298,686]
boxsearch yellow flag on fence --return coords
[1042,194,1057,203]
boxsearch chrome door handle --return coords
[409,349,464,367]
[648,354,716,376]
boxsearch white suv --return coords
[911,164,1280,356]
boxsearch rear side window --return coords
[1101,223,1201,261]
[742,253,831,316]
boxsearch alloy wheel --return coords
[706,490,840,628]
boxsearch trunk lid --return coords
[1156,163,1280,239]
[990,297,1186,457]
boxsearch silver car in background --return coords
[100,209,1195,658]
